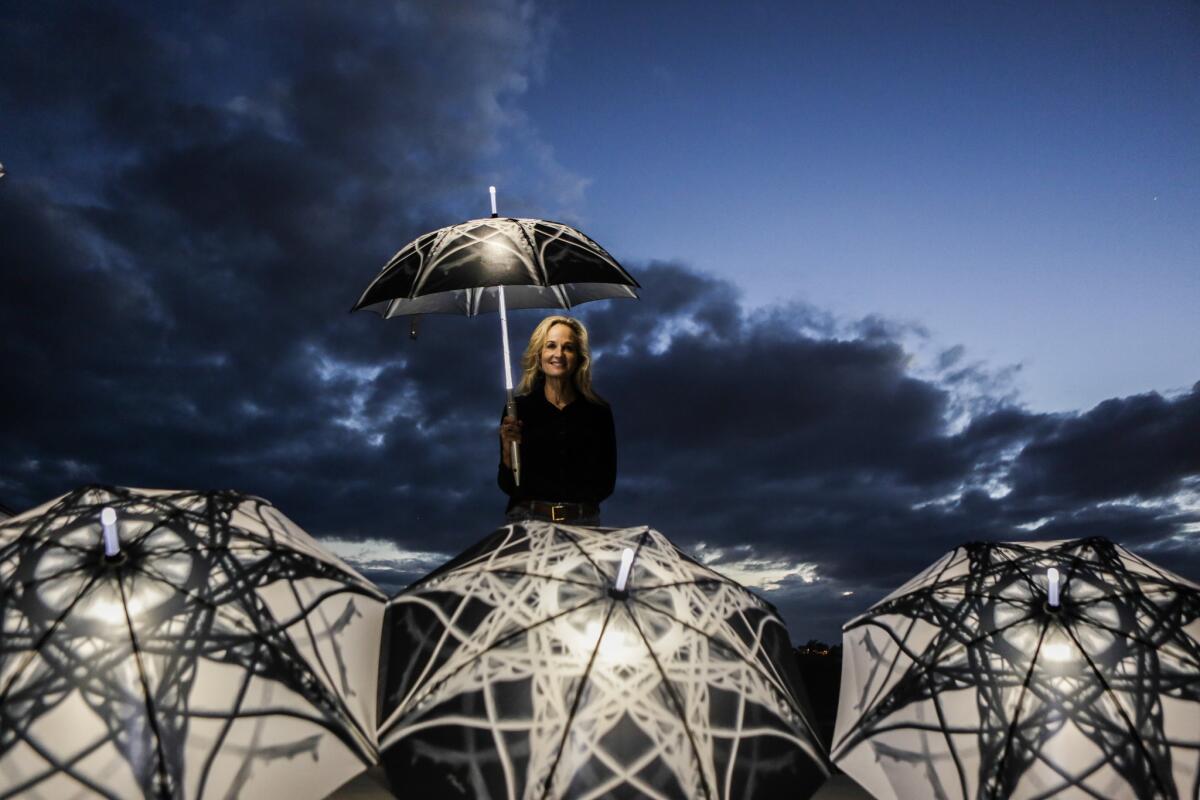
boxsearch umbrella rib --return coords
[624,601,717,800]
[539,600,617,800]
[841,546,964,748]
[123,557,374,648]
[723,684,749,800]
[514,222,548,286]
[481,655,518,800]
[117,574,173,798]
[1059,621,1174,796]
[635,578,731,591]
[625,595,820,742]
[918,631,972,800]
[385,595,607,731]
[0,725,123,800]
[0,570,104,705]
[194,638,270,800]
[992,615,1052,797]
[283,573,378,761]
[452,567,605,589]
[557,526,615,586]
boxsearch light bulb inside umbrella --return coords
[1047,567,1060,608]
[584,619,638,664]
[100,507,120,559]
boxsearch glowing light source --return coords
[616,547,634,591]
[584,620,639,663]
[100,507,120,558]
[1047,567,1060,607]
[1043,641,1073,662]
[489,185,497,217]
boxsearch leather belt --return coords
[520,500,599,522]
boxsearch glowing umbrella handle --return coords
[1047,567,1060,607]
[101,507,120,558]
[498,284,520,486]
[616,548,634,591]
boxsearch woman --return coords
[498,315,616,524]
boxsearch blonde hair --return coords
[516,315,604,404]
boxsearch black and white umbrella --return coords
[353,189,640,484]
[377,521,830,799]
[832,537,1200,800]
[0,485,386,799]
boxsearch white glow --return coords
[1047,567,1060,607]
[1042,641,1073,662]
[87,596,143,624]
[615,548,634,591]
[489,185,497,215]
[584,620,639,664]
[100,507,119,557]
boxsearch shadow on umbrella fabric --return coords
[377,521,831,800]
[832,537,1200,800]
[0,485,386,799]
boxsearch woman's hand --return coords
[499,416,523,468]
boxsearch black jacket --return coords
[498,388,616,511]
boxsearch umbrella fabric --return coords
[832,537,1200,800]
[353,217,639,317]
[0,485,386,799]
[377,521,830,800]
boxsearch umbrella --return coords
[352,188,640,484]
[376,521,830,799]
[831,537,1200,800]
[0,485,386,799]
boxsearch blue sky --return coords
[509,0,1200,412]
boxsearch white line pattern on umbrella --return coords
[832,537,1200,800]
[380,522,828,800]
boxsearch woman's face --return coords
[540,323,580,380]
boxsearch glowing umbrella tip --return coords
[100,507,120,558]
[615,547,635,592]
[1047,567,1060,607]
[489,185,498,217]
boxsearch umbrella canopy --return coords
[832,537,1200,800]
[0,485,386,799]
[377,521,830,800]
[352,216,639,317]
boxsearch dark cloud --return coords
[2,1,1197,644]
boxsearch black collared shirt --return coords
[498,389,616,511]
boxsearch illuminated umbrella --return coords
[377,521,830,799]
[352,188,640,485]
[0,485,386,799]
[832,537,1200,800]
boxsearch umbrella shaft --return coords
[499,286,520,485]
[498,287,514,392]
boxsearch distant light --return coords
[841,590,855,597]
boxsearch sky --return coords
[1,0,1198,642]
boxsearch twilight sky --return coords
[2,0,1198,641]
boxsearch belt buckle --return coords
[551,504,567,522]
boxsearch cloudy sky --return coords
[2,0,1197,641]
